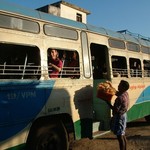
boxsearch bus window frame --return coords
[81,31,91,78]
[47,48,80,79]
[111,55,128,78]
[0,14,40,34]
[141,46,150,54]
[44,24,78,40]
[126,42,140,52]
[108,38,126,49]
[129,57,142,77]
[0,42,41,80]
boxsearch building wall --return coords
[60,4,87,23]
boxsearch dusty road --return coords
[71,118,150,150]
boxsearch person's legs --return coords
[117,135,127,150]
[123,135,127,150]
[80,118,93,139]
[114,114,127,150]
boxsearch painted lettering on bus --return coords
[7,91,36,100]
[130,84,145,90]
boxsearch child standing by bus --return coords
[107,80,129,150]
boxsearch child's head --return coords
[50,49,59,60]
[118,80,129,92]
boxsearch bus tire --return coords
[145,115,150,123]
[26,121,69,150]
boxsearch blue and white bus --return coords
[0,0,150,149]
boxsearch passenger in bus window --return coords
[68,51,79,79]
[60,51,70,78]
[48,49,63,78]
[61,51,69,67]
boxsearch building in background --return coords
[36,0,90,23]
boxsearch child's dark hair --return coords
[120,80,129,91]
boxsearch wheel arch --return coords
[26,113,75,146]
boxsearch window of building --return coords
[111,56,127,77]
[129,58,142,77]
[47,49,80,79]
[76,13,82,22]
[0,43,41,79]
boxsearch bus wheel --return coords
[27,121,69,150]
[145,115,150,123]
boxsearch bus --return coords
[0,0,150,149]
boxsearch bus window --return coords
[111,56,127,77]
[143,60,150,77]
[127,42,140,52]
[0,43,41,79]
[108,38,125,49]
[129,58,142,77]
[44,24,78,40]
[141,46,150,54]
[0,14,39,33]
[47,49,80,79]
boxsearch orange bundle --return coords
[97,81,116,101]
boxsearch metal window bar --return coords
[0,64,81,79]
[112,68,143,78]
[22,54,28,79]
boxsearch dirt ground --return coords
[71,119,150,150]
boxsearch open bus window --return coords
[111,56,128,77]
[47,49,80,79]
[129,58,142,77]
[0,43,41,79]
[143,60,150,77]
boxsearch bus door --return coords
[90,43,111,131]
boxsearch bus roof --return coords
[1,0,150,47]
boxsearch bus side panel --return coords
[127,85,150,121]
[0,80,55,142]
[93,79,111,130]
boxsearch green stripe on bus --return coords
[127,101,150,122]
[74,120,81,140]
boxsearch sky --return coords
[5,0,150,38]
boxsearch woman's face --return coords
[51,49,58,60]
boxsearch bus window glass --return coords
[44,25,78,40]
[141,46,150,54]
[111,56,127,77]
[0,14,39,33]
[47,49,80,79]
[129,58,142,77]
[127,42,140,52]
[108,38,125,49]
[0,43,41,79]
[143,60,150,77]
[81,32,91,78]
